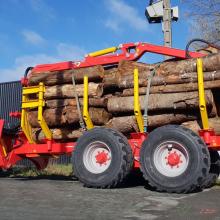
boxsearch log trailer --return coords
[0,42,220,193]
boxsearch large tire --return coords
[140,125,210,193]
[72,128,133,188]
[203,150,220,188]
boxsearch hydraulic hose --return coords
[24,66,33,78]
[185,38,220,58]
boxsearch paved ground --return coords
[0,177,220,220]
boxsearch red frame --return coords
[0,42,217,170]
[32,42,204,73]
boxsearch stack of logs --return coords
[27,52,220,142]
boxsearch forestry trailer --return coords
[0,41,220,193]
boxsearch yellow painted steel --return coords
[0,139,7,157]
[134,68,144,132]
[197,58,209,129]
[88,47,117,57]
[37,83,52,140]
[83,76,94,129]
[21,82,52,143]
[21,87,35,143]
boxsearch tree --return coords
[183,0,220,44]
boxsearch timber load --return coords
[27,52,220,142]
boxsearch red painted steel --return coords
[31,42,204,73]
[167,152,181,166]
[199,129,220,150]
[129,133,147,168]
[0,120,4,139]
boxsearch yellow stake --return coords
[83,76,94,130]
[197,58,209,129]
[134,68,144,132]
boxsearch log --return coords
[156,52,220,75]
[46,97,109,108]
[107,90,214,113]
[115,70,220,89]
[28,107,79,127]
[33,128,83,142]
[181,118,220,135]
[118,60,154,76]
[106,116,138,133]
[117,53,220,77]
[45,83,103,99]
[181,121,201,134]
[28,65,104,86]
[89,107,112,125]
[122,80,220,96]
[29,107,112,127]
[106,113,198,134]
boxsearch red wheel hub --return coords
[167,152,181,166]
[95,151,109,165]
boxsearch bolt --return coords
[167,144,173,151]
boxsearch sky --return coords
[0,0,192,83]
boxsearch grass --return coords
[1,164,73,178]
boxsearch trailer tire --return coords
[72,127,133,188]
[203,151,220,188]
[140,125,210,193]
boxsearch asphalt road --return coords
[0,177,220,220]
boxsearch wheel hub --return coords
[95,151,109,165]
[153,141,189,177]
[83,141,112,174]
[167,151,181,166]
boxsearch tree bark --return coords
[156,52,220,76]
[45,83,103,99]
[33,128,83,142]
[29,107,111,127]
[115,70,220,89]
[106,116,139,133]
[181,118,220,135]
[118,60,154,76]
[117,53,220,77]
[106,113,199,134]
[107,90,214,113]
[122,79,220,96]
[45,97,109,108]
[28,65,104,86]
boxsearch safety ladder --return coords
[21,83,52,143]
